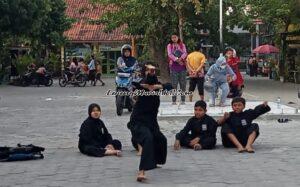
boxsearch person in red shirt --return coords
[224,48,244,98]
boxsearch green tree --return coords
[161,0,202,41]
[0,0,50,44]
[225,0,300,75]
[0,0,50,76]
[0,0,72,76]
[38,0,72,57]
[92,0,205,82]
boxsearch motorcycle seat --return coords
[117,72,131,78]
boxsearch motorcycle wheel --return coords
[77,75,87,87]
[45,78,53,87]
[59,77,67,87]
[21,79,28,87]
[116,95,124,116]
[126,97,133,112]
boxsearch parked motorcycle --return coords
[59,69,86,87]
[21,70,53,87]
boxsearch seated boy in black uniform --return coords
[174,100,218,150]
[219,97,271,153]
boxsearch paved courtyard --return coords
[0,76,299,186]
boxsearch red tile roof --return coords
[64,0,130,42]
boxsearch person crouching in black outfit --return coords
[127,63,172,182]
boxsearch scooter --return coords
[115,66,141,116]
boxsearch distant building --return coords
[64,0,132,75]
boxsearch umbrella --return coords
[253,44,280,54]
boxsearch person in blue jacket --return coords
[205,56,236,107]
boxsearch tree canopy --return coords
[0,0,72,61]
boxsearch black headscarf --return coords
[88,103,101,117]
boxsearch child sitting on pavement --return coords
[174,100,218,150]
[78,103,122,157]
[218,97,271,153]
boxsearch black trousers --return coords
[221,123,259,147]
[89,70,96,81]
[179,135,216,149]
[36,73,45,85]
[189,77,204,95]
[228,84,242,98]
[132,125,167,171]
[79,139,122,157]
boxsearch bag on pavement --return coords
[0,144,45,162]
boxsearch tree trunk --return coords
[149,36,170,83]
[45,47,50,59]
[177,8,184,41]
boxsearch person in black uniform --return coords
[127,63,172,182]
[219,97,271,153]
[174,100,218,151]
[78,103,122,157]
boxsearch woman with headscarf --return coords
[78,103,122,157]
[117,44,138,71]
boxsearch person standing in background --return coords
[186,43,206,102]
[167,33,188,105]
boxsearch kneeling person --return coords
[174,100,218,150]
[219,97,271,153]
[78,103,122,157]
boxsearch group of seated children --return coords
[79,97,270,159]
[174,97,270,153]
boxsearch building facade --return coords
[64,0,132,76]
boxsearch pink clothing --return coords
[36,67,46,75]
[69,62,77,72]
[167,43,187,72]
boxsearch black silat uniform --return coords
[176,115,218,149]
[78,117,122,157]
[127,75,168,171]
[221,104,271,147]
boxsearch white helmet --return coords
[121,44,132,56]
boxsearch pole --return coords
[251,34,253,53]
[256,24,259,48]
